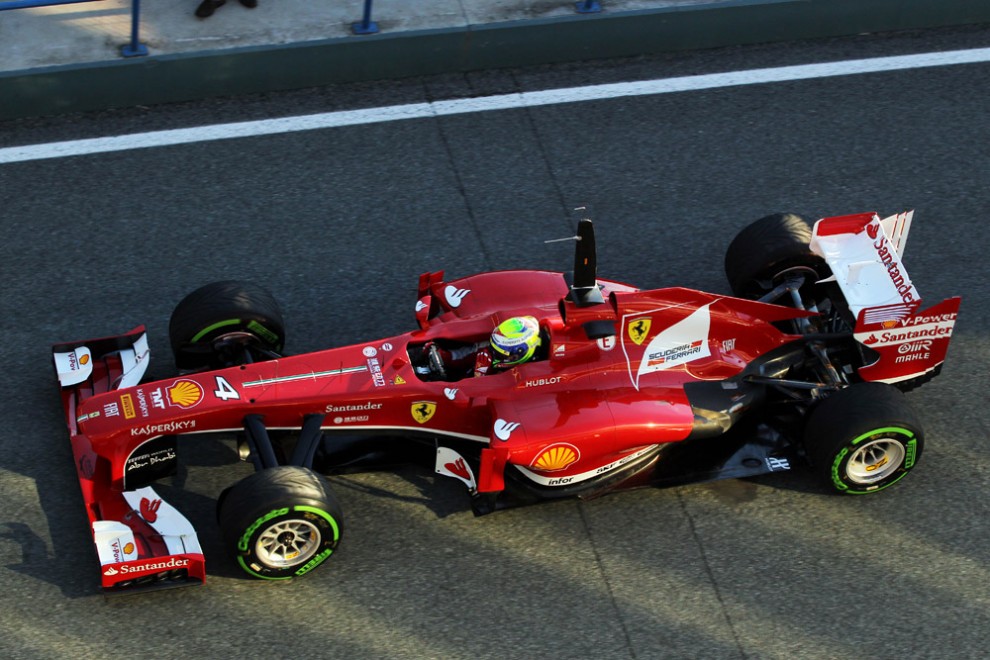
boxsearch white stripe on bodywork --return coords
[243,366,368,387]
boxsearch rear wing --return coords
[52,327,206,592]
[810,212,960,385]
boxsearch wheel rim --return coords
[845,438,905,484]
[255,519,321,568]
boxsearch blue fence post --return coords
[120,0,148,57]
[351,0,379,35]
[574,0,602,13]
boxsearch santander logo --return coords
[444,286,471,308]
[444,457,471,481]
[494,419,520,441]
[140,497,162,523]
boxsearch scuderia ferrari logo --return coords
[411,401,437,424]
[628,317,651,345]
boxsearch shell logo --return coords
[531,444,580,472]
[123,542,135,555]
[79,353,90,365]
[167,379,204,409]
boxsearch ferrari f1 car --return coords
[52,211,959,592]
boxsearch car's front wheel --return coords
[804,382,924,494]
[169,280,285,371]
[218,466,343,579]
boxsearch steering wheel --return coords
[427,343,447,380]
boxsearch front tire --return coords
[169,280,285,371]
[804,383,924,494]
[218,466,343,580]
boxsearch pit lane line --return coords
[2,46,989,165]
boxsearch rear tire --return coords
[724,213,829,300]
[218,466,343,580]
[804,383,924,494]
[169,280,285,371]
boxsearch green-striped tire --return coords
[169,280,285,370]
[804,382,924,494]
[219,466,343,580]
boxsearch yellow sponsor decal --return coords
[394,375,406,385]
[120,393,136,419]
[628,317,652,346]
[411,401,436,424]
[866,457,889,472]
[532,444,580,472]
[168,379,204,409]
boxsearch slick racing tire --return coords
[169,280,285,371]
[804,383,924,494]
[219,466,343,580]
[724,213,829,300]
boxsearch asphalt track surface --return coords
[2,25,989,660]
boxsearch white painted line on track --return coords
[2,47,989,164]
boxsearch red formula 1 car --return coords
[52,211,959,592]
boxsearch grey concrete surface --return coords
[2,0,990,118]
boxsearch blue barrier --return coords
[575,0,603,13]
[0,0,101,7]
[351,0,379,35]
[0,0,147,57]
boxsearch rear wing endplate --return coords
[810,212,960,385]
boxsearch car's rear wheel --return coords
[169,280,285,371]
[724,212,829,301]
[804,382,924,494]
[218,466,343,580]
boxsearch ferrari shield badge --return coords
[627,317,651,345]
[411,401,437,424]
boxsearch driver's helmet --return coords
[490,316,541,366]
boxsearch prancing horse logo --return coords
[411,401,437,424]
[628,318,652,346]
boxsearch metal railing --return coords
[0,0,606,59]
[0,0,147,57]
[351,0,602,34]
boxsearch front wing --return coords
[53,327,206,592]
